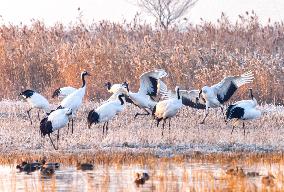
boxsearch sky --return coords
[0,0,283,26]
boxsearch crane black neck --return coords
[123,82,129,92]
[118,95,124,105]
[81,74,87,88]
[198,90,202,98]
[249,89,254,99]
[177,88,180,100]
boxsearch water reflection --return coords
[0,161,283,191]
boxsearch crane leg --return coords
[57,130,60,149]
[67,121,70,134]
[48,134,58,150]
[149,119,154,129]
[231,119,239,134]
[71,119,74,134]
[27,108,33,125]
[37,110,40,121]
[243,122,246,136]
[162,120,165,136]
[220,106,226,119]
[57,130,60,140]
[231,126,235,135]
[103,122,106,135]
[134,108,150,118]
[200,110,209,124]
[156,118,162,127]
[167,118,171,135]
[106,122,109,135]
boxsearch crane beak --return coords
[104,82,110,87]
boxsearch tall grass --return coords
[0,11,283,103]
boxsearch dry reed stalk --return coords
[0,12,282,104]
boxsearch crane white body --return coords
[88,94,126,135]
[154,97,182,120]
[128,92,156,109]
[47,108,71,131]
[96,97,126,122]
[60,86,86,116]
[153,86,182,136]
[225,89,261,135]
[26,92,50,112]
[20,89,50,124]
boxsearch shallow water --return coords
[0,160,284,192]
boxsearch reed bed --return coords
[0,12,283,104]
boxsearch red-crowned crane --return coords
[225,88,261,135]
[57,71,91,134]
[20,90,50,125]
[40,108,72,150]
[198,71,254,124]
[87,93,127,135]
[124,69,167,118]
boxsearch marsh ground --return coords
[0,100,282,191]
[0,100,282,154]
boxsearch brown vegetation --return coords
[0,12,283,103]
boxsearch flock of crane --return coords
[19,69,259,150]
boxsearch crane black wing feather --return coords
[182,96,206,109]
[20,90,35,98]
[180,89,206,109]
[148,76,158,97]
[217,82,238,104]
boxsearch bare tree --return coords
[136,0,197,30]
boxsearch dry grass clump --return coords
[1,150,284,167]
[0,12,283,104]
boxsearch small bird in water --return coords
[40,166,55,177]
[262,173,275,187]
[225,167,236,176]
[236,167,246,177]
[246,171,260,177]
[40,159,60,169]
[16,161,41,174]
[76,162,94,171]
[134,172,150,186]
[225,166,245,177]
